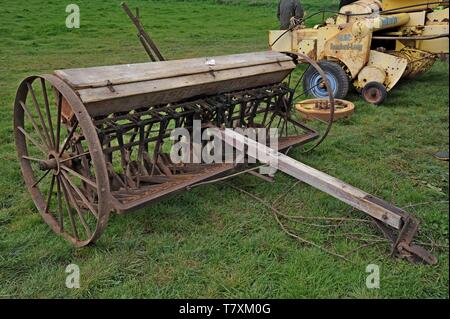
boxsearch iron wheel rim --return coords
[14,75,111,247]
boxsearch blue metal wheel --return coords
[303,60,349,99]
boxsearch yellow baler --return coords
[269,0,449,104]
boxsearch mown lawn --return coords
[0,0,448,298]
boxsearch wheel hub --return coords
[38,158,58,171]
[38,151,71,175]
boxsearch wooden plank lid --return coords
[54,51,293,89]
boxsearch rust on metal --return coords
[14,52,327,247]
[12,3,437,265]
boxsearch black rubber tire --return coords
[303,60,350,99]
[361,82,387,105]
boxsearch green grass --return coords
[0,0,448,298]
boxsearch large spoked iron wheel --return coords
[14,75,111,247]
[284,53,336,153]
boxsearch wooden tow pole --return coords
[121,2,165,62]
[219,129,437,265]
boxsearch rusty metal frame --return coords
[14,57,330,247]
[11,3,438,265]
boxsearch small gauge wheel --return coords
[362,82,387,105]
[303,60,350,99]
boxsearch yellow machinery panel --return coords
[418,25,450,52]
[321,23,372,78]
[427,7,450,24]
[297,39,317,59]
[316,26,341,59]
[268,0,448,104]
[383,0,443,11]
[363,50,408,91]
[295,29,318,59]
[269,30,293,52]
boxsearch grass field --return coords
[0,0,448,298]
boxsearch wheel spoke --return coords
[31,170,51,188]
[282,99,290,137]
[61,164,97,188]
[293,65,310,92]
[61,170,98,219]
[294,82,322,101]
[59,176,79,240]
[292,120,300,135]
[55,92,62,153]
[19,100,50,150]
[265,111,278,129]
[41,79,56,148]
[280,118,288,137]
[59,151,90,164]
[56,177,64,232]
[17,126,47,155]
[60,175,92,238]
[74,143,95,201]
[22,155,45,163]
[59,121,79,157]
[45,175,56,214]
[313,117,330,125]
[27,82,53,149]
[276,116,282,129]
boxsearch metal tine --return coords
[148,109,163,121]
[281,98,291,137]
[107,162,127,190]
[261,97,272,127]
[238,101,247,127]
[249,101,262,126]
[143,122,154,143]
[116,128,135,189]
[136,124,147,188]
[150,120,168,177]
[122,120,141,160]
